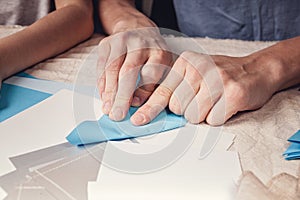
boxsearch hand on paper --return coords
[97,27,172,122]
[131,51,281,126]
[97,0,300,126]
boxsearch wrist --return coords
[99,0,157,35]
[243,50,285,93]
[112,16,157,34]
[110,3,157,34]
[245,36,300,92]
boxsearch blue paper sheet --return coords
[287,130,300,143]
[283,130,300,160]
[0,83,51,122]
[67,107,187,145]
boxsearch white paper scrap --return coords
[0,187,7,199]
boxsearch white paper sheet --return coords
[0,187,7,200]
[135,125,235,154]
[0,89,102,177]
[89,140,241,200]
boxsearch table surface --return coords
[1,26,299,200]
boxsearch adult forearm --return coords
[99,0,156,34]
[244,36,300,92]
[0,4,93,81]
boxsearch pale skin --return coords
[0,0,94,85]
[97,0,173,121]
[131,36,300,125]
[99,0,300,126]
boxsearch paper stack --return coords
[0,87,102,177]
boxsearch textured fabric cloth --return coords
[173,0,300,41]
[0,0,51,25]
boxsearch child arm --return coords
[0,0,94,81]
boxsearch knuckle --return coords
[120,65,140,78]
[128,35,148,48]
[97,56,106,67]
[116,31,130,42]
[226,81,249,105]
[115,96,131,107]
[155,51,173,65]
[186,66,202,83]
[107,58,122,71]
[106,67,119,76]
[123,63,139,72]
[137,38,148,47]
[121,31,130,39]
[195,55,213,69]
[155,86,173,98]
[99,37,109,45]
[218,68,230,80]
[180,51,194,59]
[152,50,166,59]
[180,51,210,69]
[102,91,116,101]
[97,75,105,83]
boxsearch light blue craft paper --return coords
[0,83,51,122]
[283,151,300,160]
[67,107,187,146]
[283,130,300,160]
[283,142,300,155]
[287,130,300,143]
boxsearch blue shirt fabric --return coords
[173,0,300,41]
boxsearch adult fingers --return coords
[101,38,127,115]
[97,38,110,100]
[132,50,173,107]
[130,56,186,126]
[184,80,222,124]
[169,64,201,115]
[169,51,219,116]
[109,50,148,121]
[97,75,106,100]
[206,81,248,125]
[184,66,226,124]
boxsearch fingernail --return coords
[132,113,146,125]
[132,96,140,106]
[103,101,111,114]
[110,107,124,121]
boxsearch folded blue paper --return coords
[283,130,300,160]
[66,107,187,145]
[0,83,51,122]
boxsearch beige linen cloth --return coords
[1,26,300,199]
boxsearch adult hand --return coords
[97,27,172,121]
[131,51,282,126]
